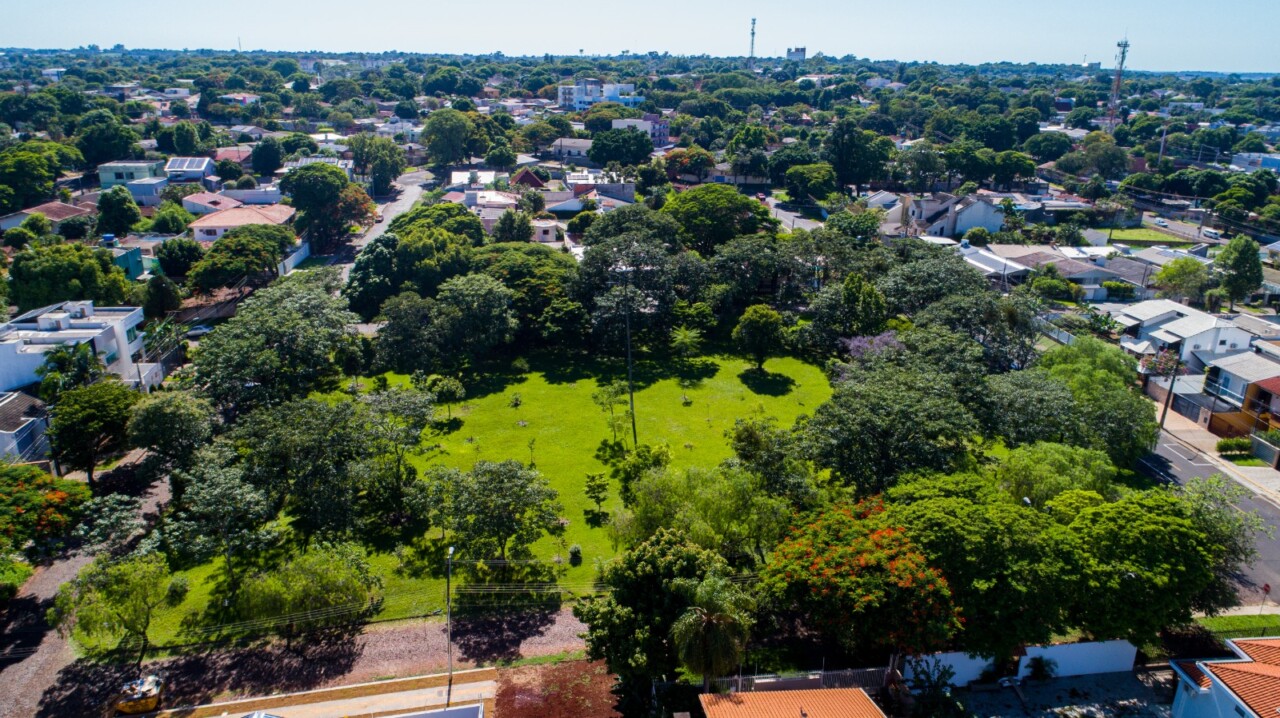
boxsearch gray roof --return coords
[1117,299,1195,322]
[1228,313,1280,339]
[1207,351,1280,383]
[1104,257,1156,287]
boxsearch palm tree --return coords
[671,576,755,693]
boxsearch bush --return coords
[511,357,531,374]
[0,556,34,601]
[1216,437,1253,455]
[166,575,190,604]
[1102,281,1135,301]
[568,544,583,566]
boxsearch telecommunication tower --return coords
[1107,38,1130,133]
[749,18,756,71]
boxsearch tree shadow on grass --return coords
[452,605,560,664]
[737,367,797,397]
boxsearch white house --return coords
[0,302,155,392]
[1112,299,1253,367]
[187,204,296,241]
[0,391,47,461]
[181,192,244,215]
[1172,637,1280,718]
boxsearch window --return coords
[203,229,218,237]
[1219,340,1227,346]
[126,327,138,343]
[114,172,125,180]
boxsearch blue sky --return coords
[3,0,1278,73]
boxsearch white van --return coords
[1203,228,1222,239]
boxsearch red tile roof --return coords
[1235,638,1280,666]
[1172,659,1210,689]
[214,147,254,163]
[700,688,886,718]
[11,201,93,222]
[1205,661,1280,716]
[1253,376,1280,396]
[188,204,295,229]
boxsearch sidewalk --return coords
[1157,407,1280,507]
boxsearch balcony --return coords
[1204,377,1246,407]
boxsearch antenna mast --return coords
[1107,38,1129,133]
[749,18,756,71]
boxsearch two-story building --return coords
[165,157,216,184]
[0,302,158,392]
[611,116,670,147]
[98,160,166,190]
[1112,299,1253,369]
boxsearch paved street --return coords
[1139,430,1280,604]
[764,197,823,232]
[330,169,429,281]
[1141,212,1216,244]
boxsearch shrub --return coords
[511,357,531,373]
[1102,281,1135,301]
[569,544,583,566]
[1216,437,1253,455]
[0,556,34,601]
[166,575,190,604]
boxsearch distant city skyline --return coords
[3,0,1278,74]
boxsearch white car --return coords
[185,325,214,339]
[1154,219,1168,227]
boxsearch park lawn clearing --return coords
[1108,228,1193,246]
[405,351,830,590]
[1197,614,1280,635]
[139,352,829,648]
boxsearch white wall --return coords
[279,241,312,275]
[905,652,991,685]
[1019,640,1136,678]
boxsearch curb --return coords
[1161,430,1280,511]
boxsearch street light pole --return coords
[445,545,454,707]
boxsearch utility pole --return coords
[445,546,455,707]
[1157,123,1170,167]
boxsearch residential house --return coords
[1132,246,1214,271]
[1172,637,1280,718]
[1111,299,1252,367]
[126,176,168,207]
[98,160,166,190]
[0,391,48,462]
[550,138,594,165]
[103,83,141,101]
[1016,251,1126,301]
[165,157,216,184]
[281,156,355,180]
[1095,256,1158,299]
[181,192,244,215]
[0,201,93,232]
[611,116,670,146]
[556,79,644,110]
[187,204,296,241]
[1200,350,1280,435]
[162,87,191,98]
[957,241,1031,284]
[228,125,266,141]
[700,688,887,718]
[218,93,260,106]
[213,146,255,172]
[510,167,546,189]
[40,68,66,82]
[0,301,157,392]
[531,219,560,244]
[448,170,506,189]
[1231,152,1280,174]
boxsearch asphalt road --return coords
[1139,432,1280,603]
[765,197,823,232]
[331,169,429,281]
[1141,212,1217,244]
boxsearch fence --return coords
[708,667,889,695]
[1038,318,1077,346]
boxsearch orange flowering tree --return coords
[0,463,90,547]
[760,501,960,654]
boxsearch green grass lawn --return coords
[1197,614,1280,634]
[140,351,830,648]
[1228,455,1269,467]
[1107,228,1193,247]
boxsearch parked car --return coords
[1154,218,1168,227]
[185,325,213,339]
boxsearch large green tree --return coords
[95,186,143,237]
[50,553,182,666]
[732,304,784,370]
[671,576,754,692]
[822,119,894,192]
[452,460,563,560]
[587,128,653,166]
[662,184,775,256]
[424,108,474,166]
[574,530,728,715]
[48,379,140,488]
[1216,235,1264,309]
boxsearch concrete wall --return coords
[1019,640,1136,678]
[905,652,992,685]
[279,240,312,275]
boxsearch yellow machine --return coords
[112,674,163,715]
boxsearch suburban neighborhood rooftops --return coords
[1116,299,1193,322]
[1160,313,1234,340]
[183,193,243,211]
[1203,660,1280,716]
[700,688,886,718]
[1227,313,1280,339]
